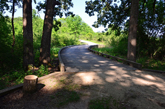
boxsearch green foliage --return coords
[50,47,61,59]
[0,13,86,90]
[38,64,49,77]
[57,15,95,41]
[137,57,165,71]
[36,0,74,18]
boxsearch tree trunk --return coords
[12,0,15,52]
[127,0,139,62]
[39,0,56,65]
[23,0,34,71]
[23,75,38,93]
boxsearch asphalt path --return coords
[61,44,137,72]
[60,41,165,109]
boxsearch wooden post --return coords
[23,75,38,93]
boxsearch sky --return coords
[5,0,105,32]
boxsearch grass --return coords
[88,96,127,109]
[49,77,81,107]
[136,57,165,71]
[52,89,80,107]
[92,47,165,71]
[0,64,51,90]
[81,39,106,45]
[93,47,127,59]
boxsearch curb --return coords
[142,69,165,73]
[88,45,142,70]
[88,45,165,73]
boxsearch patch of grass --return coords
[93,47,126,59]
[58,77,81,91]
[0,64,51,90]
[88,96,126,109]
[81,39,106,45]
[52,89,80,107]
[137,57,165,71]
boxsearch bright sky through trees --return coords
[4,0,105,32]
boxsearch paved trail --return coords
[60,43,165,109]
[61,45,136,72]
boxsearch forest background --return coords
[0,0,165,90]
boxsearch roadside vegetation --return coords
[90,28,165,71]
[0,12,86,90]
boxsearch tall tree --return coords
[39,0,73,65]
[12,0,15,53]
[39,0,60,65]
[23,0,33,70]
[66,15,83,39]
[127,0,139,61]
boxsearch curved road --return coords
[60,43,165,109]
[61,45,136,72]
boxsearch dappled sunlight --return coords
[38,78,58,93]
[104,69,165,91]
[105,76,116,83]
[144,74,156,81]
[23,17,27,27]
[60,44,165,108]
[110,65,118,69]
[105,71,132,87]
[131,39,136,46]
[84,52,91,54]
[141,73,165,82]
[98,60,108,63]
[131,52,134,57]
[135,70,142,72]
[132,78,165,89]
[104,71,117,75]
[81,60,89,63]
[122,74,131,78]
[119,80,132,87]
[73,72,105,85]
[94,64,100,67]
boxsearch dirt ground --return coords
[0,70,165,109]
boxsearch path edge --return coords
[88,45,142,69]
[58,45,83,73]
